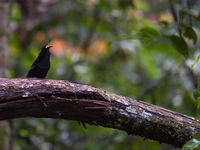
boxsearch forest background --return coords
[1,0,200,150]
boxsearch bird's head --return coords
[40,41,52,57]
[36,41,52,68]
[43,40,52,51]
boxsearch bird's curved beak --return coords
[45,43,53,49]
[46,45,53,49]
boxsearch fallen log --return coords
[0,78,199,147]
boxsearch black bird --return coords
[26,42,52,78]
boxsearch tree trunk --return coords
[0,1,12,150]
[0,78,199,148]
[0,1,9,77]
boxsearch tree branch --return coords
[0,78,199,148]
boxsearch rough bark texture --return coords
[0,78,199,148]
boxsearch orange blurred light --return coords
[130,9,143,19]
[49,39,67,56]
[88,40,108,56]
[48,27,58,38]
[147,13,158,22]
[35,31,45,43]
[49,39,108,58]
[160,13,173,23]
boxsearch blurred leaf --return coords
[182,132,200,150]
[136,27,159,46]
[135,0,149,11]
[181,23,197,44]
[19,129,28,137]
[191,56,200,69]
[159,21,169,27]
[118,0,134,9]
[96,0,111,10]
[182,139,200,150]
[139,27,159,37]
[194,131,200,139]
[181,9,200,22]
[167,35,188,57]
[193,88,200,101]
[141,51,161,78]
[11,3,21,21]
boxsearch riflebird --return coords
[26,42,52,78]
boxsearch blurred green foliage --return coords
[5,0,200,149]
[182,132,200,150]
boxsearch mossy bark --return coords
[0,78,199,148]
